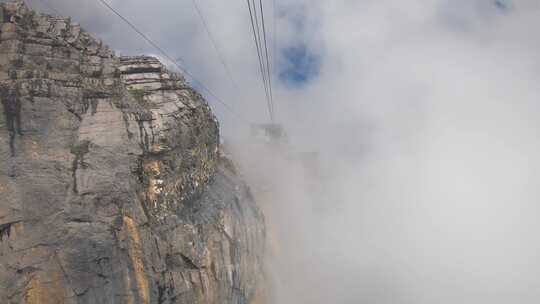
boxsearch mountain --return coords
[0,1,265,303]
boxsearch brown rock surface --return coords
[0,2,265,303]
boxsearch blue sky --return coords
[274,1,322,88]
[494,0,510,9]
[279,43,320,87]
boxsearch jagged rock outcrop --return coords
[0,2,265,303]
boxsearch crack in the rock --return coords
[0,220,20,242]
[1,85,22,157]
[70,140,90,194]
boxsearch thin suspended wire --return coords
[251,0,274,121]
[251,0,269,99]
[95,0,248,122]
[272,0,278,113]
[272,0,277,70]
[246,0,273,120]
[190,0,243,98]
[249,0,270,113]
[258,0,275,120]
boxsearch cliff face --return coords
[0,2,265,304]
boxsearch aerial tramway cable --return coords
[190,0,244,102]
[258,0,275,120]
[246,0,273,121]
[38,0,280,126]
[95,0,249,123]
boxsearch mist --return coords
[21,0,540,303]
[233,1,540,303]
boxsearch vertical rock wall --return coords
[0,2,265,303]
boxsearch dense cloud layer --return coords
[21,0,540,303]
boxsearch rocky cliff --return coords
[0,1,265,303]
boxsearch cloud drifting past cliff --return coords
[23,0,540,303]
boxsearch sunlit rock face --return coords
[0,1,265,303]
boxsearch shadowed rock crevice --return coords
[0,85,22,157]
[70,140,90,194]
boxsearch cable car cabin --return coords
[250,123,287,144]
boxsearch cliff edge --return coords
[0,1,265,303]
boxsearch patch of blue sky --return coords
[278,44,320,88]
[494,0,510,10]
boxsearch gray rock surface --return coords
[0,2,265,303]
